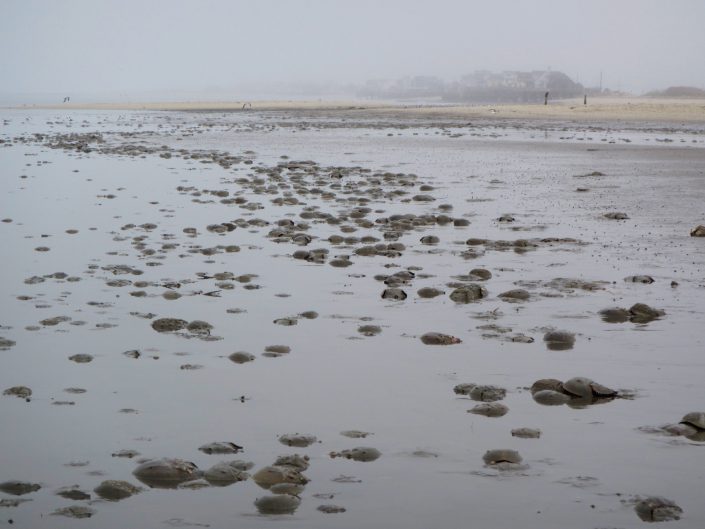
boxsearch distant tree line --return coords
[357,70,585,103]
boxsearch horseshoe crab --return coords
[634,496,683,522]
[329,447,381,462]
[624,275,655,284]
[468,385,506,402]
[690,225,705,237]
[186,320,213,335]
[69,354,93,363]
[274,454,309,471]
[468,402,509,417]
[561,377,618,400]
[0,481,41,496]
[543,331,575,351]
[3,386,32,399]
[55,487,90,501]
[254,494,301,515]
[52,505,95,519]
[381,287,407,300]
[133,458,200,488]
[453,383,476,395]
[498,289,530,302]
[252,466,309,489]
[198,441,243,454]
[532,389,571,406]
[93,480,142,501]
[204,462,250,485]
[599,307,631,323]
[151,318,187,332]
[482,449,524,470]
[265,345,291,357]
[511,428,541,439]
[270,483,305,495]
[468,268,492,281]
[678,412,705,441]
[417,287,444,298]
[629,303,665,324]
[278,433,317,447]
[420,332,462,345]
[449,284,487,303]
[358,325,381,336]
[318,504,347,513]
[530,379,564,394]
[341,430,372,439]
[228,351,255,364]
[680,412,705,430]
[604,211,629,220]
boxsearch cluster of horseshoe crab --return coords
[450,372,696,522]
[530,376,624,407]
[6,431,378,518]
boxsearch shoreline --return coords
[6,97,705,123]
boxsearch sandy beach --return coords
[1,106,704,528]
[21,97,705,123]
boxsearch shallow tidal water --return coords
[1,109,704,528]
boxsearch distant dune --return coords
[645,86,705,98]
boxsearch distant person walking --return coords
[544,91,549,105]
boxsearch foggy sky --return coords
[2,0,705,99]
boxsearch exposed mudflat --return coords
[1,109,704,528]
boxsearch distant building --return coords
[446,70,584,103]
[358,70,584,103]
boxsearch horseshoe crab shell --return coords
[634,496,683,522]
[254,494,301,515]
[204,462,250,485]
[329,447,382,462]
[449,284,487,303]
[93,480,142,501]
[543,331,575,351]
[420,332,462,345]
[0,481,41,496]
[562,377,617,399]
[680,412,705,430]
[690,225,705,237]
[270,483,305,496]
[468,402,509,417]
[628,303,665,324]
[469,385,506,402]
[278,433,317,447]
[252,466,309,489]
[530,379,564,394]
[599,307,631,323]
[453,383,476,395]
[381,288,407,301]
[482,449,522,465]
[532,390,571,406]
[133,458,200,488]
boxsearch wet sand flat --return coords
[1,108,704,528]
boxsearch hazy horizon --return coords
[2,0,705,103]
